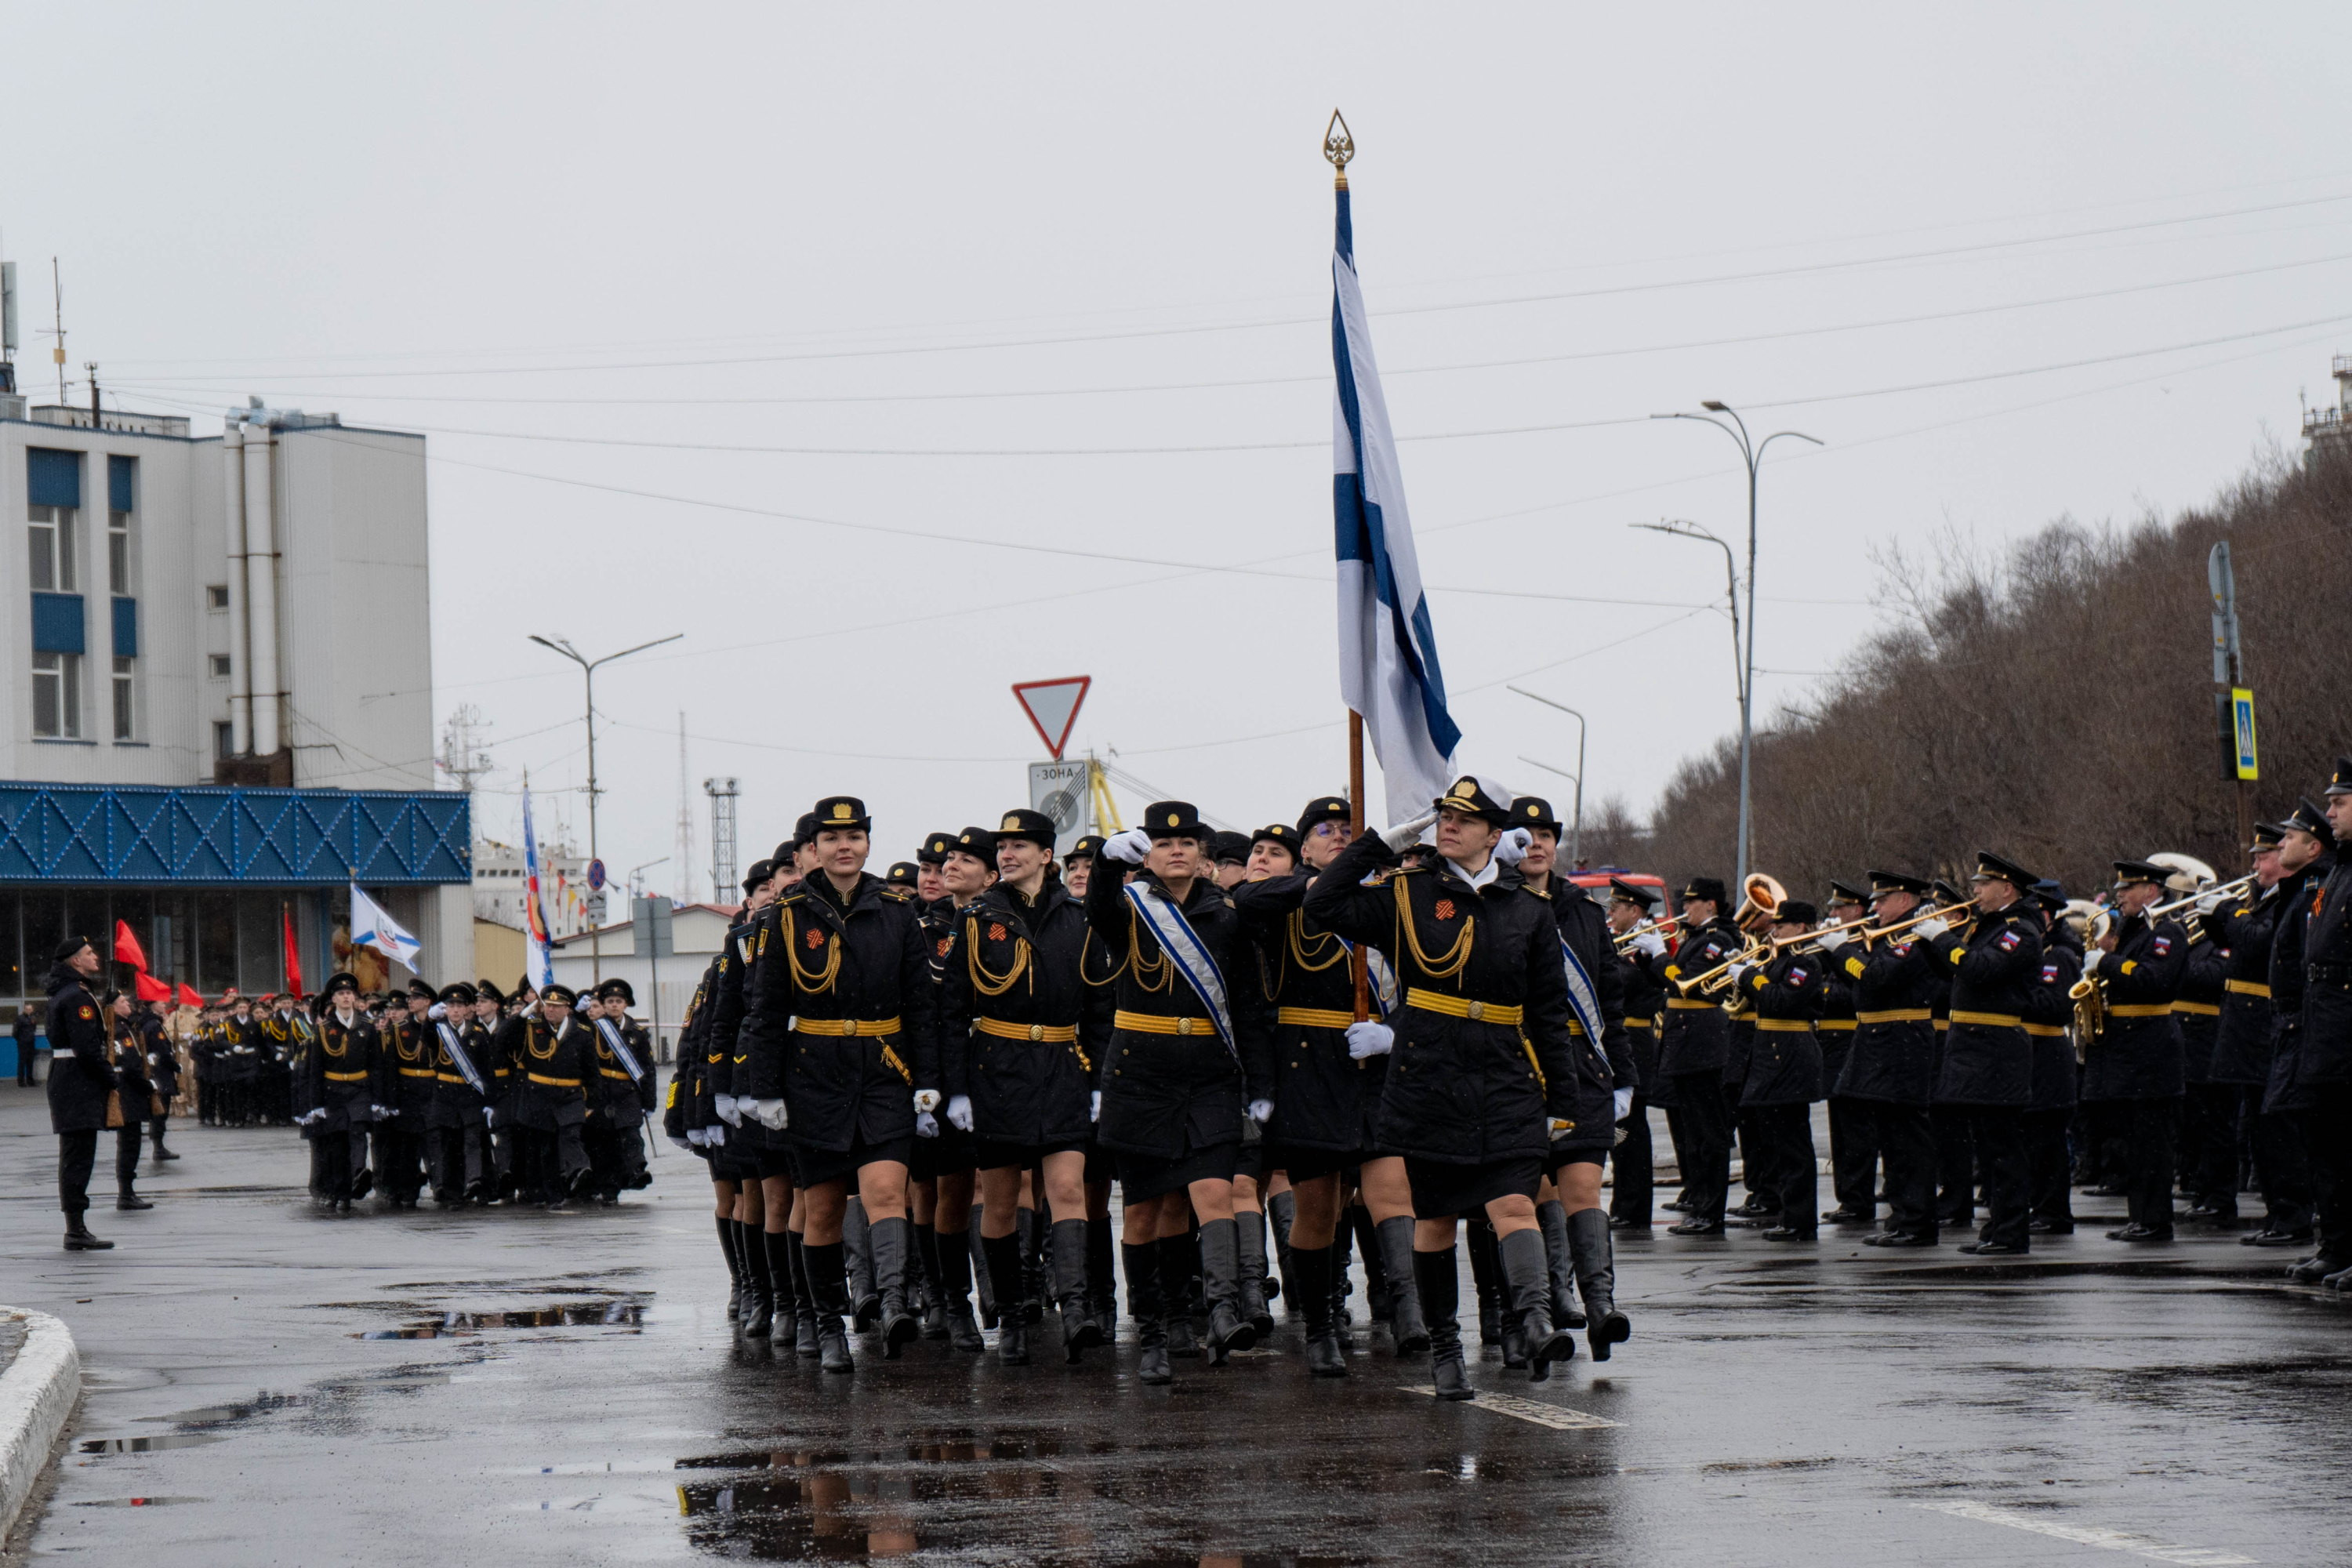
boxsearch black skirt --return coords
[1118,1140,1239,1203]
[974,1135,1087,1171]
[1276,1145,1375,1185]
[909,1123,978,1181]
[1407,1154,1542,1220]
[708,1145,764,1183]
[797,1131,915,1189]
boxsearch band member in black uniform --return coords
[2213,820,2313,1247]
[2021,884,2081,1233]
[103,991,155,1211]
[2081,859,2188,1242]
[377,982,437,1208]
[1924,854,2044,1254]
[741,796,944,1372]
[2292,768,2352,1289]
[1628,878,1743,1235]
[510,982,597,1207]
[1089,800,1275,1384]
[143,997,181,1164]
[1815,881,1874,1225]
[219,995,260,1127]
[2270,799,2339,1283]
[1305,777,1581,1399]
[586,978,657,1201]
[1232,794,1418,1377]
[1605,880,1665,1232]
[2172,875,2235,1225]
[297,972,383,1212]
[1838,873,1948,1247]
[45,938,117,1250]
[938,808,1112,1364]
[1728,902,1826,1241]
[1514,797,1635,1367]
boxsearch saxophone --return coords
[2067,909,2113,1063]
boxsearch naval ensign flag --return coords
[1332,176,1460,822]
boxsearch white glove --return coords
[914,1110,940,1138]
[1247,1098,1275,1126]
[1613,1087,1635,1122]
[1813,927,1849,953]
[1493,826,1533,866]
[913,1088,941,1115]
[372,1105,396,1120]
[482,1107,496,1129]
[1727,961,1756,987]
[1090,1090,1102,1123]
[750,1098,789,1131]
[1632,931,1668,959]
[946,1094,973,1132]
[706,1123,725,1145]
[1914,915,1951,941]
[427,1002,447,1020]
[1345,1021,1394,1060]
[298,1107,325,1126]
[2078,950,2103,979]
[670,1134,694,1151]
[1547,1117,1573,1142]
[1103,827,1152,865]
[2194,890,2224,916]
[1380,810,1438,853]
[686,1127,707,1147]
[713,1094,742,1127]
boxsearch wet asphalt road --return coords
[2,1083,2346,1567]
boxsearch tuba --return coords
[1730,873,1787,935]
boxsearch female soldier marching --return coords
[1305,775,1581,1399]
[1087,800,1275,1385]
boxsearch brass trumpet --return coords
[2146,871,2257,924]
[1610,913,1684,952]
[1669,896,1972,999]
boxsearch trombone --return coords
[2146,871,2257,924]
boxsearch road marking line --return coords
[1913,1500,2256,1564]
[1399,1385,1620,1428]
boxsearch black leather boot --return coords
[1501,1225,1573,1381]
[1268,1189,1305,1317]
[843,1196,880,1327]
[1236,1209,1274,1338]
[754,1229,794,1345]
[117,1185,154,1211]
[985,1231,1029,1365]
[784,1232,820,1356]
[1538,1200,1584,1328]
[971,1203,999,1329]
[1570,1207,1632,1362]
[718,1214,744,1319]
[1052,1218,1105,1363]
[1123,1242,1171,1385]
[1376,1215,1429,1357]
[1415,1247,1472,1400]
[1087,1215,1119,1341]
[915,1225,949,1340]
[872,1216,919,1357]
[1295,1244,1345,1377]
[1158,1233,1201,1358]
[1329,1223,1355,1327]
[1018,1207,1047,1325]
[936,1229,985,1352]
[805,1240,855,1373]
[1467,1220,1507,1359]
[64,1210,114,1251]
[739,1225,775,1340]
[1353,1207,1391,1326]
[1200,1217,1255,1365]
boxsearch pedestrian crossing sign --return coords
[2230,688,2258,780]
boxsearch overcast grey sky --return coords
[10,3,2350,895]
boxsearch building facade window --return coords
[27,503,77,593]
[205,583,230,610]
[33,652,82,739]
[112,656,136,740]
[215,721,235,760]
[209,654,232,679]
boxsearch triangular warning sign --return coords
[1012,676,1091,760]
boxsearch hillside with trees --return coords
[1607,444,2352,902]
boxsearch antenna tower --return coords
[437,704,495,793]
[705,776,740,904]
[673,713,696,905]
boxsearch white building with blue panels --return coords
[1,393,470,1062]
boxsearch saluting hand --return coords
[1379,810,1438,853]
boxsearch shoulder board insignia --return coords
[1845,955,1866,979]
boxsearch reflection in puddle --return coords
[78,1435,227,1454]
[74,1496,201,1508]
[354,1300,644,1339]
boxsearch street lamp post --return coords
[1649,405,1822,887]
[528,633,683,982]
[1507,687,1586,868]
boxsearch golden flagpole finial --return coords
[1323,109,1354,187]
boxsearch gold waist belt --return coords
[978,1018,1080,1043]
[1114,1011,1218,1036]
[1948,1011,2023,1029]
[1275,1007,1357,1031]
[1406,989,1523,1025]
[1856,1009,1933,1025]
[793,1017,903,1037]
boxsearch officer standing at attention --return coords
[1816,881,1874,1225]
[1926,854,2044,1255]
[2208,822,2312,1247]
[2021,884,2082,1234]
[46,937,117,1250]
[143,997,182,1165]
[511,982,598,1207]
[740,796,944,1373]
[1839,873,1948,1248]
[2291,763,2352,1289]
[1090,800,1275,1385]
[2082,860,2190,1243]
[1305,777,1581,1399]
[2270,798,2339,1284]
[296,973,383,1213]
[1728,901,1827,1242]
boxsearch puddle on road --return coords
[352,1300,644,1339]
[78,1435,226,1454]
[74,1496,202,1508]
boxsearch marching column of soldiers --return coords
[668,779,1638,1398]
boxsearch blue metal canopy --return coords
[0,782,471,885]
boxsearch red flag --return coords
[176,983,202,1007]
[113,919,149,971]
[281,905,306,999]
[133,971,172,1003]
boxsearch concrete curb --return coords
[0,1311,81,1544]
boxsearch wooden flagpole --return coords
[1329,111,1371,1025]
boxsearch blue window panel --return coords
[108,455,135,513]
[111,597,138,658]
[31,592,85,654]
[27,448,82,509]
[0,783,473,885]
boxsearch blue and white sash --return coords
[1123,883,1240,1065]
[595,1017,648,1083]
[1334,937,1400,1019]
[436,1020,487,1094]
[1557,934,1610,1069]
